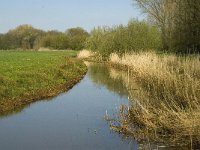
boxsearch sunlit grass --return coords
[0,50,87,115]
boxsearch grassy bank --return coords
[0,51,87,116]
[107,52,200,147]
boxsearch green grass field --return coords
[0,50,87,115]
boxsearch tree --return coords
[171,0,200,53]
[134,0,200,53]
[1,25,44,49]
[40,31,70,50]
[66,27,89,50]
[133,0,171,49]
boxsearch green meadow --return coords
[0,50,87,114]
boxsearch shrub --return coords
[86,20,162,57]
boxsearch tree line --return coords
[1,0,199,54]
[86,0,200,56]
[0,25,89,50]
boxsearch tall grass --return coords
[77,50,95,59]
[108,52,200,147]
[77,50,104,61]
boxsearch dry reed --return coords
[77,50,96,59]
[108,52,200,147]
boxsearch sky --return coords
[0,0,144,33]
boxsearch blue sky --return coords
[0,0,143,33]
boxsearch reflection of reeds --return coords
[87,63,129,97]
[108,52,200,148]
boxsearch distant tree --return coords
[86,27,108,51]
[0,25,44,50]
[40,31,70,49]
[66,27,89,37]
[0,34,4,49]
[66,27,89,50]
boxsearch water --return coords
[0,63,136,150]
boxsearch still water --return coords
[0,63,189,150]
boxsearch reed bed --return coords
[77,50,95,59]
[108,52,200,147]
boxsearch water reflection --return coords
[87,62,129,98]
[0,97,55,118]
[0,105,26,118]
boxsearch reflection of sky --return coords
[0,0,144,33]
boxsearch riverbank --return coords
[0,51,87,116]
[109,52,200,148]
[78,50,200,148]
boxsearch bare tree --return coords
[134,0,200,53]
[134,0,175,49]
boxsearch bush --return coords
[86,20,162,57]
